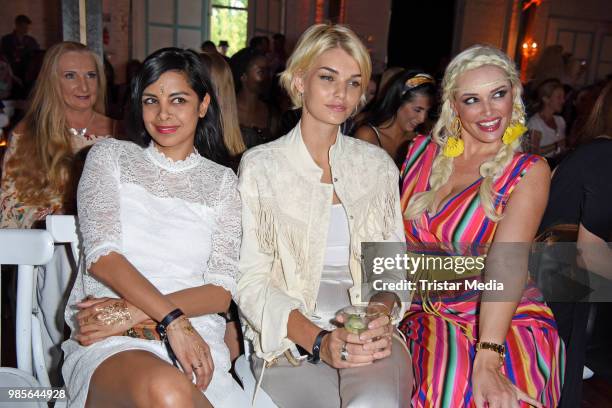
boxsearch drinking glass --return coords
[341,302,389,335]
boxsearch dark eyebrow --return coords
[63,69,96,73]
[459,85,509,99]
[319,66,338,74]
[490,85,509,94]
[319,66,361,78]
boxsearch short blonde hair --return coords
[280,24,372,108]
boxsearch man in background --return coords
[1,14,39,99]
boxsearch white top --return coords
[62,138,247,407]
[312,204,352,330]
[527,113,566,156]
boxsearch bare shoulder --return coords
[354,125,379,145]
[515,158,551,194]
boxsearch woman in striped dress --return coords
[399,45,564,407]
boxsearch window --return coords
[210,0,248,57]
[143,0,248,57]
[145,0,209,54]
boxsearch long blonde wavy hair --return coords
[200,51,246,156]
[405,45,525,222]
[6,41,106,207]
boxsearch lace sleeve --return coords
[77,139,122,270]
[204,168,241,295]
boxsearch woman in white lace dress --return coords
[61,48,248,407]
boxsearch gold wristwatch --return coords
[475,341,506,366]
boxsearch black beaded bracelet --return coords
[156,308,184,368]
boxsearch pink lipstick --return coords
[155,126,179,134]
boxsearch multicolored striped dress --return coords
[399,135,564,407]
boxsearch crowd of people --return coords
[0,14,611,408]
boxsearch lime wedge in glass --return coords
[345,315,367,334]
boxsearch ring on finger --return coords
[340,342,349,361]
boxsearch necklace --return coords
[68,111,96,138]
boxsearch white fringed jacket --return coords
[236,123,408,361]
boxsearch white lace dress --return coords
[61,138,248,407]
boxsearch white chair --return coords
[233,325,278,408]
[44,215,80,403]
[0,225,71,407]
[0,229,54,408]
[45,215,80,265]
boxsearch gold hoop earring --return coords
[442,116,464,158]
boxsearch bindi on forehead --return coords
[145,71,192,96]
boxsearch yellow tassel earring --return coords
[442,117,464,158]
[502,122,528,145]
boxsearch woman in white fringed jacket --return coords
[236,24,412,408]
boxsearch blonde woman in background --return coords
[200,51,246,173]
[200,51,245,362]
[526,79,567,158]
[236,24,411,407]
[0,41,117,385]
[399,45,563,407]
[1,41,117,228]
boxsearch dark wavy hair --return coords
[357,70,437,130]
[127,47,230,165]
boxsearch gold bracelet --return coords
[475,341,506,366]
[166,316,197,336]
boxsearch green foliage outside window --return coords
[210,0,248,57]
